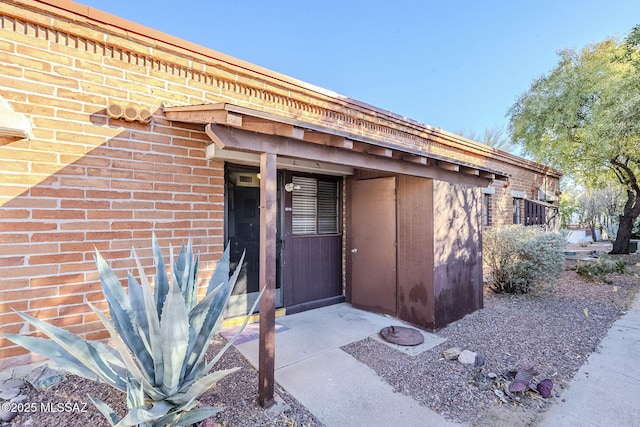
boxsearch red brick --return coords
[32,209,86,220]
[29,187,85,199]
[31,232,84,243]
[0,209,29,219]
[0,257,25,267]
[2,287,57,303]
[29,294,84,309]
[88,209,132,219]
[111,221,153,230]
[85,190,132,200]
[30,252,83,265]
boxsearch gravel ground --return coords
[3,253,639,427]
[3,338,322,427]
[343,254,640,427]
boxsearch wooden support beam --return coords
[164,109,242,126]
[461,166,480,176]
[205,124,493,187]
[367,146,393,157]
[258,152,277,409]
[403,154,428,165]
[240,116,305,139]
[479,171,496,180]
[302,130,331,145]
[438,161,460,172]
[327,135,353,149]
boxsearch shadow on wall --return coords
[432,181,483,328]
[0,107,226,368]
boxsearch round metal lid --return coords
[379,325,424,346]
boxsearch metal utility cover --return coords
[379,325,424,346]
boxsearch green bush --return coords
[574,255,627,281]
[7,235,259,427]
[483,225,566,294]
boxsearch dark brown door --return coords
[350,177,397,315]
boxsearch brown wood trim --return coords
[258,153,277,409]
[206,124,496,187]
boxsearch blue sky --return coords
[81,0,640,137]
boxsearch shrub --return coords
[6,235,259,427]
[574,254,627,281]
[483,225,566,294]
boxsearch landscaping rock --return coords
[25,365,66,391]
[0,379,24,392]
[458,350,477,365]
[0,387,20,400]
[442,347,461,360]
[0,407,18,422]
[475,353,486,367]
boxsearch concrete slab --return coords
[234,303,455,426]
[538,296,640,427]
[276,348,458,427]
[235,303,445,369]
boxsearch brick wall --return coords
[0,3,233,369]
[0,1,560,368]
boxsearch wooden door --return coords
[350,177,397,315]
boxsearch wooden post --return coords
[258,152,277,408]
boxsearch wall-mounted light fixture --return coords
[0,97,32,139]
[284,183,301,192]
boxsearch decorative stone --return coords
[0,379,24,392]
[11,394,28,403]
[487,372,498,379]
[442,347,461,360]
[475,353,486,367]
[0,388,20,400]
[458,349,477,365]
[0,407,18,422]
[25,365,67,391]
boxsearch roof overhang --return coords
[164,103,509,184]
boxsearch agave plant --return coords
[6,235,259,426]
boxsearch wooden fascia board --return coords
[167,103,508,180]
[205,124,493,186]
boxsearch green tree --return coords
[456,124,518,153]
[508,32,640,254]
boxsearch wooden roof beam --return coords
[367,146,393,157]
[403,154,429,165]
[164,109,242,126]
[461,166,480,176]
[479,170,496,180]
[438,161,460,172]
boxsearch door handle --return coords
[351,248,358,254]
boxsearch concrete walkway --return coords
[233,298,640,427]
[538,294,640,427]
[233,303,458,427]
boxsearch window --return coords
[513,198,522,224]
[292,176,339,235]
[483,193,491,226]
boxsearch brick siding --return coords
[0,1,560,368]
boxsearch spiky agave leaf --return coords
[88,395,120,426]
[159,275,191,396]
[152,233,170,321]
[116,400,173,427]
[167,406,225,427]
[132,243,164,387]
[5,312,127,391]
[183,251,244,382]
[95,250,154,374]
[87,303,164,401]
